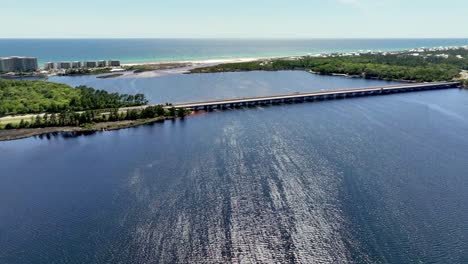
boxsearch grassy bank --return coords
[0,101,190,141]
[0,104,189,129]
[0,102,191,141]
[0,115,183,141]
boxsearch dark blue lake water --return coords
[1,71,468,263]
[48,71,402,104]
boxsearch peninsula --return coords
[190,46,468,86]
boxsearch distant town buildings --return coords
[44,62,55,70]
[0,56,38,72]
[56,62,72,69]
[107,60,121,67]
[83,61,97,68]
[71,61,82,68]
[42,60,121,72]
[97,60,106,67]
[307,45,468,60]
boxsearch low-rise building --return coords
[0,56,38,72]
[71,61,82,68]
[43,62,55,70]
[56,62,72,69]
[83,61,97,68]
[41,59,121,71]
[107,60,121,67]
[97,60,106,67]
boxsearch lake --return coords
[1,71,468,263]
[48,71,402,104]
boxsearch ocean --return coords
[1,38,468,65]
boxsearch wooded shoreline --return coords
[0,115,185,141]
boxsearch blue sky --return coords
[2,0,467,38]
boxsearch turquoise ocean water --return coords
[1,38,468,65]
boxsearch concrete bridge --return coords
[0,82,459,126]
[168,82,460,111]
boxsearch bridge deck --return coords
[168,82,460,109]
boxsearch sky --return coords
[1,0,467,38]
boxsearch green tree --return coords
[32,115,43,128]
[5,123,15,129]
[155,105,165,116]
[0,79,148,117]
[18,119,29,128]
[168,107,176,117]
[43,113,49,126]
[49,113,57,126]
[177,108,188,118]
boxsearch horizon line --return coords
[1,37,468,40]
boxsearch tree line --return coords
[0,79,148,117]
[191,48,468,83]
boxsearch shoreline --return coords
[121,57,267,67]
[10,44,467,79]
[113,44,468,67]
[78,56,290,79]
[116,44,468,67]
[43,57,275,79]
[119,56,289,77]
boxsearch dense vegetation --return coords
[191,48,468,83]
[2,105,189,130]
[0,79,147,117]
